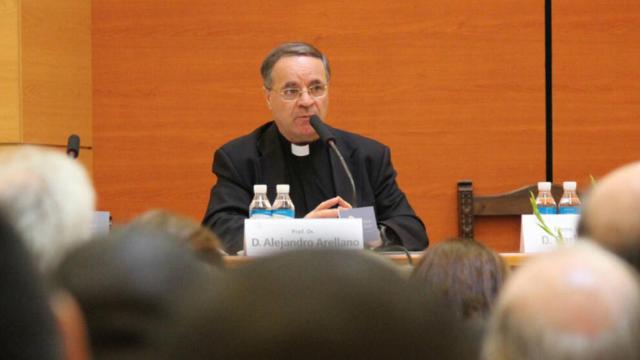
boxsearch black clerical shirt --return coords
[277,131,336,217]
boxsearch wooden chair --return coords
[457,180,564,239]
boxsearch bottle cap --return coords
[276,184,290,194]
[563,181,577,191]
[253,184,267,194]
[537,182,551,191]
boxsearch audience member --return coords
[129,209,225,267]
[163,249,477,360]
[482,242,640,360]
[411,238,508,320]
[0,146,96,273]
[579,161,640,271]
[54,227,217,360]
[0,210,62,359]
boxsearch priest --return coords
[203,42,428,254]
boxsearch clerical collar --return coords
[291,143,310,157]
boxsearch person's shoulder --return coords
[219,121,273,153]
[332,126,388,152]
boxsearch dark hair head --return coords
[411,238,508,319]
[55,226,217,360]
[129,209,224,267]
[0,210,62,359]
[260,42,331,89]
[163,249,477,360]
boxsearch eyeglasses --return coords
[270,83,328,101]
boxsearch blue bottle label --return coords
[250,209,272,218]
[272,209,295,218]
[537,206,557,215]
[558,207,581,214]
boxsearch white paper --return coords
[520,214,579,253]
[244,218,363,256]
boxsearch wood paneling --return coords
[554,1,640,188]
[0,0,20,143]
[21,0,92,147]
[93,0,545,250]
[0,0,91,179]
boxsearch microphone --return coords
[309,115,335,143]
[66,134,80,159]
[309,115,357,207]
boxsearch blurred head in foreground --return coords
[0,146,96,272]
[411,238,508,320]
[483,242,640,360]
[163,249,477,360]
[0,210,62,359]
[579,161,640,271]
[55,227,216,360]
[129,209,224,267]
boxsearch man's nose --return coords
[297,90,314,106]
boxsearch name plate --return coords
[244,218,364,256]
[520,214,579,253]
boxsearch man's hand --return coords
[304,196,352,218]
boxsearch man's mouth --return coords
[294,115,314,123]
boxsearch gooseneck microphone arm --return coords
[309,115,358,208]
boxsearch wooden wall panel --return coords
[93,0,545,250]
[554,1,640,188]
[0,0,20,143]
[21,0,92,147]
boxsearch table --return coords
[223,251,531,269]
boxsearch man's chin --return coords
[286,128,318,144]
[293,134,320,145]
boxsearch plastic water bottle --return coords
[536,182,557,214]
[558,181,581,214]
[272,184,295,218]
[249,184,272,218]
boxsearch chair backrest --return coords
[457,180,564,239]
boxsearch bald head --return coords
[483,243,640,360]
[580,161,640,269]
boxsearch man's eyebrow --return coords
[281,81,301,88]
[308,79,324,86]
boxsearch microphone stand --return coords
[309,115,357,207]
[327,140,357,208]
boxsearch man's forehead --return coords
[271,56,326,84]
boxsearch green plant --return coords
[529,191,565,245]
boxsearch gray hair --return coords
[0,146,96,273]
[482,242,640,360]
[260,42,331,89]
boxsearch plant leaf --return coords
[530,191,563,244]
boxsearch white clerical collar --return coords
[291,143,310,157]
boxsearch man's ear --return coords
[264,87,272,110]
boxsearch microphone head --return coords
[66,134,80,159]
[309,115,335,144]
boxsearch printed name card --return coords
[520,214,580,253]
[338,206,381,248]
[244,218,364,256]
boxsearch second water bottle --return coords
[272,184,295,218]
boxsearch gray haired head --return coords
[260,42,331,89]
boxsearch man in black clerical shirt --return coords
[203,42,428,254]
